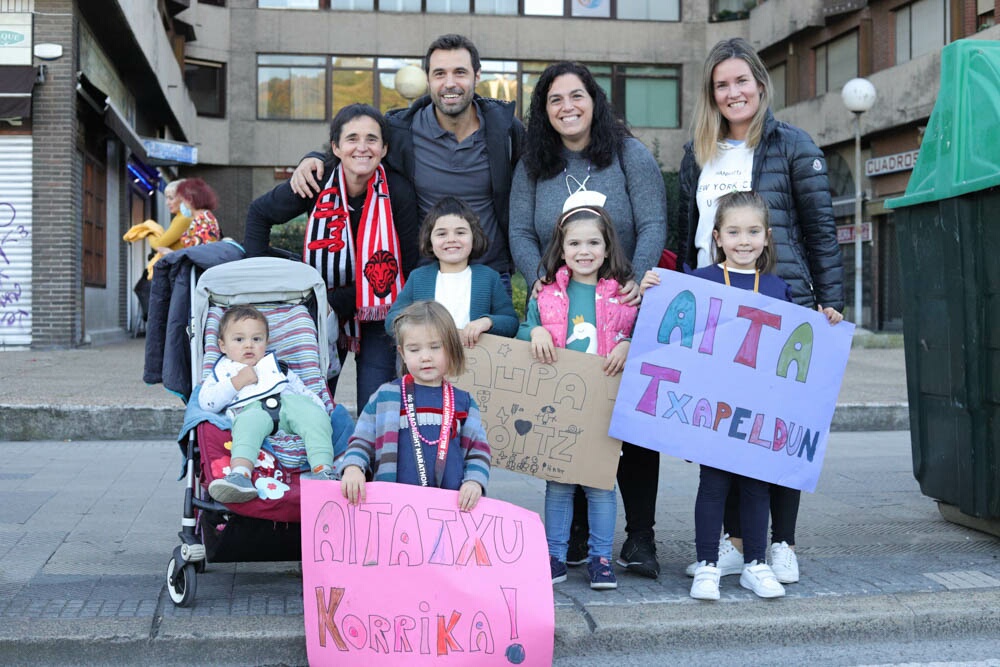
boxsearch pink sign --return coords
[300,480,555,666]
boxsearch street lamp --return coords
[394,64,427,102]
[841,78,876,327]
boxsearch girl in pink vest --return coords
[516,204,637,590]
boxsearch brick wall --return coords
[31,0,82,348]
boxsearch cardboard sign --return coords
[609,270,854,492]
[453,334,623,490]
[301,481,554,666]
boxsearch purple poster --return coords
[609,270,854,492]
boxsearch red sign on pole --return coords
[837,222,872,244]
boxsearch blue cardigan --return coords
[384,263,519,338]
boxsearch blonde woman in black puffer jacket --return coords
[676,37,845,588]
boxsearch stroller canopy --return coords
[192,257,330,377]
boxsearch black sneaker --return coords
[565,532,589,566]
[617,535,660,579]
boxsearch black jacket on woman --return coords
[244,158,420,320]
[676,110,844,311]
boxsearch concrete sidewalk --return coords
[1,433,998,666]
[0,335,910,441]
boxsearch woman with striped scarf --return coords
[245,104,420,414]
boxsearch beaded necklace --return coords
[402,374,455,487]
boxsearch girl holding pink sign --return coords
[339,301,491,512]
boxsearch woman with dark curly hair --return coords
[508,61,667,580]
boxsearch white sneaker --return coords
[685,534,742,577]
[689,562,721,600]
[739,561,785,599]
[768,541,800,583]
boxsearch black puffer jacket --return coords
[676,110,844,310]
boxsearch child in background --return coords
[385,196,518,347]
[644,190,842,599]
[518,203,638,591]
[340,301,490,511]
[199,305,335,504]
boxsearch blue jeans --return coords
[545,480,616,561]
[329,321,398,416]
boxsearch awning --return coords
[76,72,149,161]
[0,65,38,119]
[105,99,149,161]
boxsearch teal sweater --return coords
[384,263,519,337]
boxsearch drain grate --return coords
[923,570,1000,590]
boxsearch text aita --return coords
[312,501,525,568]
[659,290,814,382]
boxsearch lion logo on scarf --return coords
[363,250,399,298]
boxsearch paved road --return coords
[2,431,998,665]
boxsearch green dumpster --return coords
[885,39,1000,526]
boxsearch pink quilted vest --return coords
[535,266,637,357]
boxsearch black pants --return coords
[573,441,659,542]
[696,466,769,563]
[724,481,800,546]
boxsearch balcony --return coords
[749,0,826,51]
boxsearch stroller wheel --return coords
[166,556,197,607]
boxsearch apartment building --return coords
[1,0,996,346]
[750,0,1000,330]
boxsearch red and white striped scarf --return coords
[303,163,403,351]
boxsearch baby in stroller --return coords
[199,304,337,504]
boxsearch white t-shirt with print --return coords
[695,140,754,268]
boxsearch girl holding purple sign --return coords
[644,191,842,600]
[675,38,845,587]
[518,199,638,591]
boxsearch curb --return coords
[0,404,185,441]
[830,402,909,432]
[0,400,903,441]
[554,589,1000,655]
[2,590,998,666]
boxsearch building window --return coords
[272,0,678,18]
[425,0,471,10]
[257,54,327,120]
[474,0,519,13]
[617,0,680,21]
[895,0,949,64]
[378,0,421,10]
[184,59,226,118]
[814,31,857,96]
[477,60,520,105]
[328,56,425,114]
[259,0,321,7]
[617,65,680,128]
[710,0,751,21]
[770,62,786,110]
[83,153,107,288]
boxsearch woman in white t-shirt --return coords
[675,37,845,587]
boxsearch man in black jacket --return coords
[291,34,525,291]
